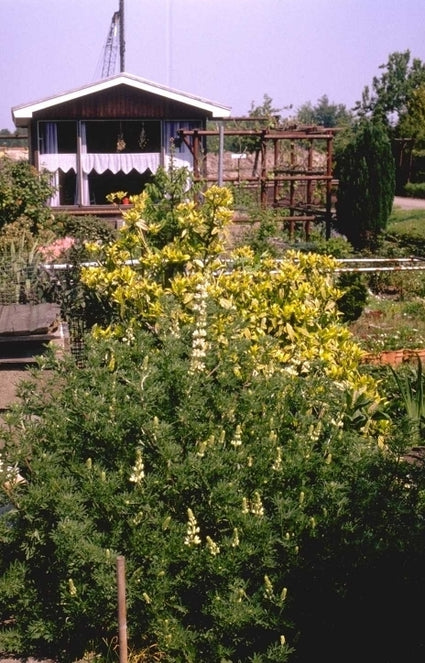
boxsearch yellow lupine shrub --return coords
[81,172,388,438]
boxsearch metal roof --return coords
[12,72,232,126]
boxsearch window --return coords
[39,121,77,154]
[84,121,161,153]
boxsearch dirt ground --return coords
[0,369,28,411]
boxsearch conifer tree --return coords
[335,119,395,250]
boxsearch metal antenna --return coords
[119,0,125,72]
[101,10,120,78]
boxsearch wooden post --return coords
[193,130,200,180]
[306,139,313,206]
[218,122,224,186]
[260,130,267,207]
[116,555,128,663]
[273,138,279,205]
[325,135,333,240]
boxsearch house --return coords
[12,73,231,209]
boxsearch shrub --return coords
[2,321,425,662]
[3,166,420,663]
[0,157,55,234]
[335,119,395,250]
[50,213,117,245]
[404,181,425,198]
[336,272,369,322]
[79,169,381,413]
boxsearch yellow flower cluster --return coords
[81,178,385,439]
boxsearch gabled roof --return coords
[12,72,232,126]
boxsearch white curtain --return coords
[40,123,60,205]
[164,121,200,168]
[39,154,76,172]
[43,122,58,154]
[81,153,160,174]
[79,123,90,206]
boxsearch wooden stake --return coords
[116,555,128,663]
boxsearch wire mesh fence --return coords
[66,316,87,366]
[0,258,88,365]
[0,262,42,306]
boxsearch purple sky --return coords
[2,0,425,131]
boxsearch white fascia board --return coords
[12,73,232,123]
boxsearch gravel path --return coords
[393,196,425,210]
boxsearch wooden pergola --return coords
[177,123,337,240]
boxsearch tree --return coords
[208,94,290,155]
[397,84,425,142]
[296,95,352,128]
[355,50,425,127]
[354,51,425,191]
[334,119,395,250]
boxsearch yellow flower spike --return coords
[162,516,171,530]
[231,528,240,547]
[264,575,274,598]
[68,579,77,597]
[251,491,264,517]
[206,535,220,556]
[197,440,207,457]
[184,508,201,546]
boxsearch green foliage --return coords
[356,50,425,126]
[382,207,425,255]
[295,233,367,324]
[5,165,425,662]
[50,213,117,245]
[233,205,290,257]
[0,157,55,233]
[336,272,368,323]
[81,196,381,415]
[404,181,425,198]
[299,232,354,259]
[335,119,395,250]
[397,84,425,143]
[208,94,286,155]
[2,322,425,661]
[296,95,352,128]
[0,233,50,305]
[391,358,425,443]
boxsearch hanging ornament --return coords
[116,122,126,151]
[138,123,148,150]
